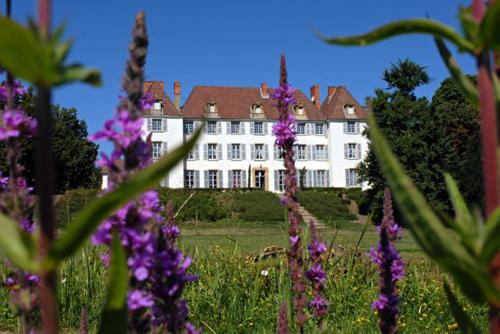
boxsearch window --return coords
[255,144,264,160]
[208,144,217,160]
[316,145,326,160]
[208,170,218,188]
[296,123,306,135]
[253,122,264,134]
[346,121,356,133]
[253,103,263,114]
[184,121,194,135]
[185,170,195,188]
[277,170,286,191]
[344,104,355,114]
[207,121,218,134]
[346,143,359,159]
[153,100,162,110]
[297,145,306,160]
[207,101,217,113]
[230,122,240,134]
[231,144,241,160]
[346,169,359,187]
[187,145,198,160]
[315,123,324,135]
[316,170,328,187]
[231,170,242,188]
[152,142,162,159]
[275,145,285,160]
[152,119,163,131]
[294,104,305,115]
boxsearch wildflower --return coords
[273,54,307,328]
[276,302,289,334]
[369,188,404,334]
[261,270,269,277]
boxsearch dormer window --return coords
[208,101,217,113]
[153,100,162,111]
[344,104,355,115]
[294,104,305,116]
[252,103,263,114]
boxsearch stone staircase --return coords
[297,204,326,229]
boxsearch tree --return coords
[0,87,99,193]
[358,60,483,223]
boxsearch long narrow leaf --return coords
[479,1,500,50]
[0,213,38,272]
[44,127,203,267]
[99,231,127,334]
[368,112,499,305]
[434,38,479,106]
[482,207,500,263]
[443,282,481,334]
[319,19,475,52]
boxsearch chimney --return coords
[173,81,181,109]
[310,85,320,108]
[260,83,268,98]
[327,86,337,97]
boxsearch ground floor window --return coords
[229,170,243,188]
[346,168,359,187]
[316,170,328,187]
[152,142,162,159]
[208,170,218,188]
[275,170,286,191]
[255,170,266,188]
[185,170,195,188]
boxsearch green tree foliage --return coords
[358,60,483,223]
[0,87,99,193]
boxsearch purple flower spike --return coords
[369,188,405,334]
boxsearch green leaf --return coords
[443,282,481,334]
[319,19,475,52]
[459,7,479,45]
[44,126,203,268]
[492,73,500,139]
[367,112,500,305]
[482,207,500,263]
[0,16,58,86]
[443,173,479,252]
[0,212,38,272]
[434,38,479,106]
[479,1,500,50]
[98,231,128,334]
[59,64,102,86]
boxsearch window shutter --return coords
[241,144,246,160]
[344,144,348,159]
[263,123,268,135]
[357,144,362,159]
[312,146,317,160]
[325,146,329,160]
[355,122,360,134]
[162,118,167,131]
[306,146,311,161]
[274,170,279,191]
[204,171,209,188]
[345,169,349,187]
[203,144,208,160]
[226,122,231,134]
[240,122,245,134]
[304,123,310,135]
[147,118,152,132]
[326,171,330,187]
[217,122,222,134]
[194,171,200,188]
[228,170,233,188]
[343,122,347,133]
[307,170,313,187]
[274,145,278,160]
[250,123,254,134]
[217,144,222,160]
[194,144,199,160]
[323,124,327,136]
[227,144,232,160]
[218,170,223,188]
[264,145,269,160]
[313,170,318,187]
[293,145,298,158]
[162,142,168,156]
[250,144,255,160]
[242,170,247,187]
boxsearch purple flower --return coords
[309,296,329,318]
[128,290,154,310]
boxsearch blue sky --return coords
[8,0,474,153]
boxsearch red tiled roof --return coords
[181,86,325,120]
[143,81,180,116]
[320,86,366,120]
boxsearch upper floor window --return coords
[345,143,361,160]
[346,121,356,133]
[231,144,241,160]
[207,121,218,134]
[152,142,162,159]
[297,145,306,160]
[294,104,305,116]
[152,119,163,131]
[252,103,263,114]
[184,121,194,135]
[253,122,264,135]
[153,100,162,111]
[207,101,217,113]
[344,104,355,115]
[208,144,218,160]
[230,122,240,134]
[296,123,306,135]
[315,123,324,135]
[255,144,265,160]
[315,145,327,160]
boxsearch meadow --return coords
[0,189,489,333]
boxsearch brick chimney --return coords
[260,83,268,98]
[310,85,320,108]
[173,81,181,109]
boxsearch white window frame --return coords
[346,121,356,134]
[255,144,264,160]
[184,121,194,135]
[232,170,242,188]
[296,123,306,135]
[230,122,240,134]
[278,170,286,191]
[297,145,306,160]
[151,119,163,132]
[314,123,324,135]
[208,144,217,160]
[185,170,195,188]
[152,142,162,159]
[208,170,218,188]
[347,143,357,159]
[231,144,241,160]
[253,122,264,135]
[346,168,359,187]
[207,121,218,135]
[316,145,326,160]
[317,170,327,187]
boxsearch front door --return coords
[255,170,266,189]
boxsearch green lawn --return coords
[178,218,422,259]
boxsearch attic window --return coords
[252,103,263,114]
[294,104,305,115]
[207,101,217,113]
[344,104,355,115]
[153,100,162,110]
